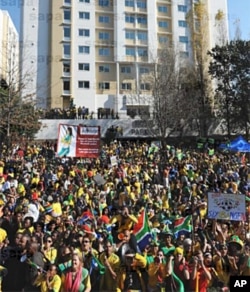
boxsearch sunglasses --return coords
[46,240,52,243]
[83,241,90,243]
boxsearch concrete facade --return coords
[0,9,19,89]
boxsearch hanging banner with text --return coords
[207,192,246,221]
[57,124,101,158]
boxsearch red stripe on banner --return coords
[174,217,185,228]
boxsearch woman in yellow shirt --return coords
[34,264,61,292]
[42,236,57,264]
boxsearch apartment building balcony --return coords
[62,70,71,77]
[63,90,71,95]
[62,0,71,7]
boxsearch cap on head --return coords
[174,247,184,255]
[32,192,39,200]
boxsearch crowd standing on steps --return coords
[0,140,249,292]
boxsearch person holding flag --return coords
[165,247,189,292]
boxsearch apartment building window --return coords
[125,15,135,23]
[178,5,187,12]
[140,83,150,90]
[158,21,168,28]
[79,46,90,53]
[63,44,71,57]
[99,48,110,56]
[99,65,110,72]
[126,47,136,56]
[63,27,71,38]
[79,29,90,36]
[138,48,147,56]
[99,0,109,6]
[139,67,149,74]
[78,81,90,88]
[137,31,147,41]
[99,32,110,40]
[137,16,147,24]
[137,1,146,9]
[122,83,132,90]
[64,0,71,4]
[79,12,90,19]
[178,20,187,27]
[79,0,90,2]
[125,0,134,7]
[158,6,167,13]
[99,82,110,89]
[64,10,71,21]
[159,36,168,43]
[125,31,135,39]
[78,63,90,71]
[63,80,70,90]
[179,36,188,43]
[99,15,110,23]
[121,66,131,73]
[63,63,70,73]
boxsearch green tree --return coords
[0,86,41,146]
[140,46,199,147]
[186,0,214,136]
[208,40,250,139]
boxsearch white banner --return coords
[207,193,246,221]
[110,155,118,167]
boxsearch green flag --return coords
[208,149,214,156]
[176,150,183,161]
[91,255,106,275]
[208,138,215,144]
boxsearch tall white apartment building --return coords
[20,0,228,116]
[0,10,19,90]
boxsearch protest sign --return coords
[207,192,246,221]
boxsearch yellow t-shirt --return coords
[17,183,26,196]
[77,187,84,198]
[99,253,120,291]
[34,274,61,292]
[51,202,62,217]
[17,226,34,234]
[31,177,40,185]
[43,247,57,264]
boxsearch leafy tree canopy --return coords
[208,40,250,138]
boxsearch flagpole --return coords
[191,214,195,254]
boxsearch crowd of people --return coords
[0,139,249,292]
[38,106,120,120]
